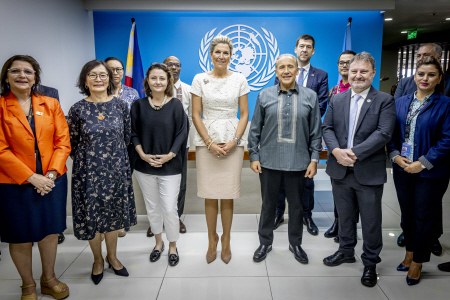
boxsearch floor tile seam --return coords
[375,282,391,300]
[382,202,401,217]
[58,243,89,279]
[162,275,270,278]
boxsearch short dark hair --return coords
[76,60,116,96]
[1,55,42,97]
[338,50,357,62]
[144,63,174,98]
[416,56,445,95]
[296,34,315,49]
[104,57,124,68]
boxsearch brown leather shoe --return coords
[147,226,154,237]
[179,220,187,234]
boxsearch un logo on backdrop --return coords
[199,25,280,91]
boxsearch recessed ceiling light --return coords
[401,31,407,33]
[385,18,393,21]
[446,18,450,20]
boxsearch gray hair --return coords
[210,35,233,54]
[349,51,376,70]
[276,54,298,67]
[420,43,443,58]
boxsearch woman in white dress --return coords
[191,35,250,264]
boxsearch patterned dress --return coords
[68,97,137,240]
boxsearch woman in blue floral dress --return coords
[68,60,137,285]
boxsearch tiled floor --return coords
[1,169,450,300]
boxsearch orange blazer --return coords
[0,93,71,184]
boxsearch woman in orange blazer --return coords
[0,55,70,300]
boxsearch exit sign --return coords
[407,30,417,40]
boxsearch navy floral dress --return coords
[68,98,137,240]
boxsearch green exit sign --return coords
[407,30,417,40]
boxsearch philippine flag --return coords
[125,19,145,98]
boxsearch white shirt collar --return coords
[174,79,181,89]
[351,86,371,100]
[298,63,311,72]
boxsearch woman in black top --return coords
[131,63,188,266]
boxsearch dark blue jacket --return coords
[387,92,450,178]
[394,74,450,100]
[275,65,329,116]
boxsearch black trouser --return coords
[177,147,189,217]
[259,168,306,246]
[393,169,449,263]
[332,169,383,267]
[275,177,314,218]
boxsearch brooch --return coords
[203,79,209,84]
[367,99,372,103]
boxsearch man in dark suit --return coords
[37,84,65,245]
[394,43,448,255]
[273,34,329,236]
[322,52,396,287]
[395,43,450,99]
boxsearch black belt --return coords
[347,166,354,171]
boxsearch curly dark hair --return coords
[416,56,445,95]
[76,60,116,96]
[144,63,174,98]
[1,55,41,97]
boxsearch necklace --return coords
[20,97,31,107]
[148,95,167,111]
[92,101,107,120]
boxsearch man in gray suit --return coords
[322,52,396,287]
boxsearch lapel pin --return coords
[310,74,314,76]
[367,99,371,103]
[36,111,43,116]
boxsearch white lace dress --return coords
[190,72,250,199]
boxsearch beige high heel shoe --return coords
[20,283,37,300]
[221,235,232,264]
[206,233,220,264]
[40,277,69,299]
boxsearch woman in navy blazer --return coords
[387,56,450,286]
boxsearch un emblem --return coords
[199,25,280,91]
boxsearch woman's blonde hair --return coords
[210,35,233,54]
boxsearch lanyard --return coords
[404,98,430,139]
[300,70,309,86]
[27,104,34,125]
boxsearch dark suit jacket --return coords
[275,65,329,116]
[394,73,450,99]
[38,85,59,101]
[322,86,396,185]
[387,92,450,178]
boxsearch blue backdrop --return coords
[93,11,384,120]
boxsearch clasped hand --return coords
[141,153,173,167]
[27,173,55,196]
[209,141,235,157]
[332,148,357,166]
[394,156,423,173]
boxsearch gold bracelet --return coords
[207,140,214,150]
[205,138,212,145]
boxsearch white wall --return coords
[0,0,96,114]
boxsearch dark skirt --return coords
[0,173,67,243]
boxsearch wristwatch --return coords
[233,136,241,146]
[47,173,55,179]
[420,163,426,169]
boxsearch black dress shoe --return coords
[253,245,272,262]
[274,213,284,230]
[323,251,356,266]
[106,257,129,277]
[334,236,339,243]
[397,232,405,247]
[58,233,65,244]
[437,261,450,272]
[91,262,104,285]
[432,240,443,256]
[179,220,187,234]
[150,243,165,262]
[289,244,308,264]
[324,219,338,238]
[168,248,179,266]
[303,217,318,236]
[147,226,154,237]
[361,266,377,287]
[397,263,409,272]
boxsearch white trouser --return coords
[134,170,181,242]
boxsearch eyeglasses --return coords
[8,68,36,77]
[166,62,181,68]
[88,73,108,80]
[110,67,124,74]
[338,61,351,66]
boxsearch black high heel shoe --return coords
[406,265,422,286]
[105,257,129,277]
[91,262,104,285]
[397,263,409,272]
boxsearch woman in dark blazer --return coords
[0,55,70,300]
[387,56,450,286]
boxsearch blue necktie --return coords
[347,94,361,149]
[298,68,305,86]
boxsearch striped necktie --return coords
[347,94,361,149]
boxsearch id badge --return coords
[401,143,411,157]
